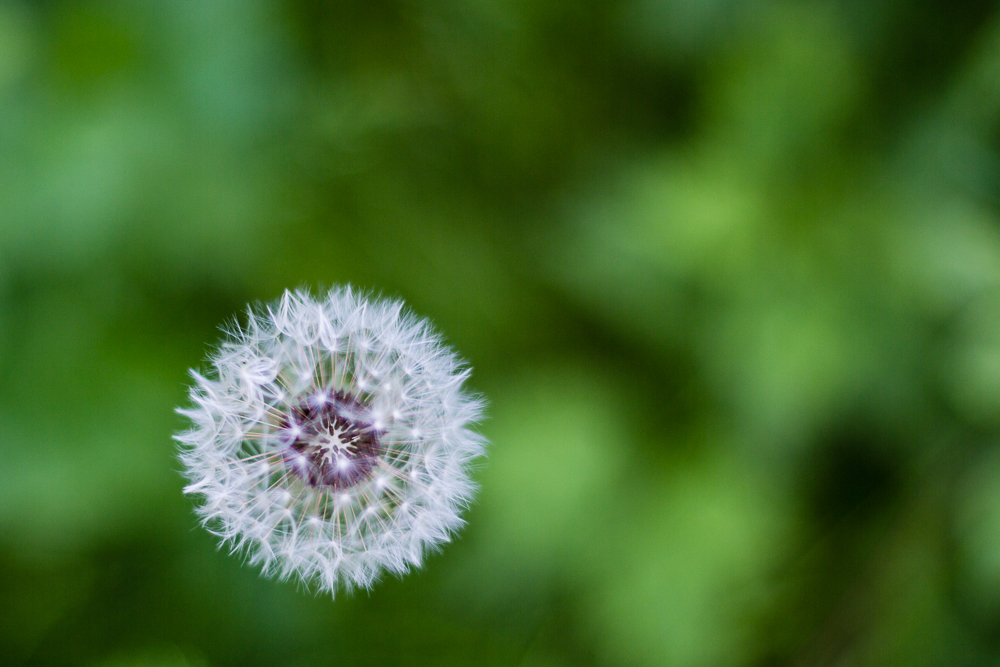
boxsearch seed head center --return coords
[280,390,383,489]
[315,427,358,458]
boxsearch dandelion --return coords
[175,287,486,595]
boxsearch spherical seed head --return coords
[175,287,487,595]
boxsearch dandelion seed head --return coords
[176,287,486,595]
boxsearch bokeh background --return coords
[4,0,1000,665]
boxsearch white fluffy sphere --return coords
[175,288,486,595]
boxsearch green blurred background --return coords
[4,0,1000,665]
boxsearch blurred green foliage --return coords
[3,0,1000,665]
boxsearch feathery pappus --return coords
[175,288,487,595]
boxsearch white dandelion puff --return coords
[175,287,487,595]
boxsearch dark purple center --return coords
[279,390,382,489]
